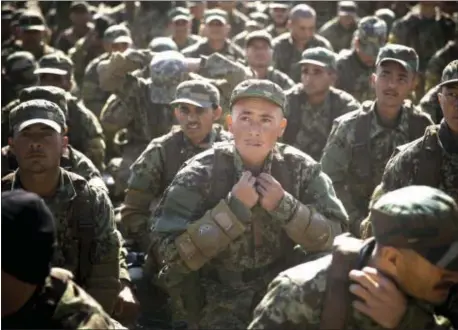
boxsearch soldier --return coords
[249,185,458,330]
[1,11,63,64]
[188,0,205,36]
[217,0,249,38]
[232,12,269,49]
[151,79,348,328]
[121,80,232,253]
[265,2,290,39]
[2,189,125,329]
[167,6,202,51]
[243,30,294,91]
[149,37,178,53]
[318,1,359,53]
[335,16,388,103]
[283,47,361,161]
[182,8,245,62]
[69,14,114,87]
[53,1,93,54]
[272,4,333,83]
[389,1,456,99]
[320,44,434,236]
[375,8,396,36]
[419,83,444,124]
[81,24,132,117]
[425,15,458,92]
[1,51,38,107]
[1,100,121,314]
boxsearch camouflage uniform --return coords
[306,1,336,30]
[375,8,396,36]
[249,186,458,330]
[335,16,388,103]
[121,81,232,253]
[283,47,361,161]
[220,7,250,38]
[419,85,442,124]
[2,100,122,314]
[318,1,359,53]
[272,5,333,83]
[321,45,434,236]
[152,80,348,328]
[167,7,202,51]
[265,24,288,39]
[181,38,245,62]
[389,6,456,98]
[2,86,105,170]
[425,41,458,92]
[81,25,133,117]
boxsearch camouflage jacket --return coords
[81,52,111,117]
[182,38,245,62]
[121,124,232,250]
[173,34,202,51]
[1,41,63,64]
[425,41,458,91]
[53,24,93,54]
[419,85,443,124]
[320,100,433,235]
[227,9,250,38]
[265,24,289,40]
[380,122,458,203]
[248,239,454,330]
[69,34,105,87]
[2,268,124,329]
[1,168,122,313]
[283,85,361,161]
[272,32,333,83]
[127,7,170,48]
[318,17,358,53]
[335,49,376,103]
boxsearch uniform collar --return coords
[181,124,219,149]
[233,143,283,179]
[365,100,411,139]
[438,120,458,154]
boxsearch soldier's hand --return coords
[349,267,407,329]
[113,283,140,325]
[256,173,284,212]
[231,171,259,209]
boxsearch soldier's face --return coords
[246,39,272,68]
[172,20,190,36]
[373,62,415,108]
[228,98,286,164]
[438,84,458,134]
[39,74,71,92]
[289,17,316,42]
[301,63,335,95]
[270,8,289,25]
[174,103,221,144]
[206,21,228,40]
[9,124,67,174]
[19,30,43,48]
[393,249,458,305]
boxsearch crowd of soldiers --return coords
[1,0,458,329]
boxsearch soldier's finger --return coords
[248,176,256,186]
[241,171,251,181]
[257,177,272,190]
[259,173,275,182]
[352,300,374,318]
[349,284,372,304]
[349,270,383,298]
[256,184,268,196]
[362,267,400,299]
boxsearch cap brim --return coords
[298,59,327,67]
[17,119,61,134]
[232,93,283,110]
[170,98,213,108]
[173,15,190,22]
[205,16,226,24]
[34,68,68,75]
[270,4,290,9]
[111,36,132,44]
[438,78,458,88]
[21,25,46,31]
[378,58,413,72]
[246,36,271,47]
[338,10,357,16]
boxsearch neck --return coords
[375,101,403,127]
[18,168,60,197]
[306,89,329,106]
[292,36,308,50]
[420,4,436,18]
[173,34,188,46]
[1,273,37,317]
[252,65,269,79]
[208,38,226,51]
[73,24,89,36]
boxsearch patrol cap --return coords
[289,4,316,20]
[9,99,67,134]
[35,53,74,76]
[245,20,263,30]
[249,12,270,27]
[103,24,132,45]
[356,16,387,57]
[19,11,46,31]
[299,47,337,70]
[2,190,56,285]
[11,8,25,28]
[269,2,291,9]
[19,86,69,118]
[1,5,14,21]
[93,13,114,38]
[375,8,396,32]
[230,79,286,112]
[245,30,272,48]
[438,60,458,88]
[371,186,458,271]
[205,8,228,24]
[70,1,90,13]
[148,37,178,53]
[4,51,38,85]
[376,44,419,73]
[171,80,220,108]
[338,1,357,16]
[169,6,191,22]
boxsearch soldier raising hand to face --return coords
[231,171,259,209]
[256,173,284,212]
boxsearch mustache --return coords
[383,89,399,96]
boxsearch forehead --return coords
[378,61,408,74]
[232,97,282,115]
[291,16,315,26]
[177,103,209,111]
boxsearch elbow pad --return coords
[175,200,246,271]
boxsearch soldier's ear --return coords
[371,73,377,89]
[411,73,419,90]
[61,135,68,152]
[224,23,231,36]
[226,114,233,132]
[278,118,287,137]
[174,107,181,121]
[287,19,292,30]
[8,137,15,155]
[212,106,223,122]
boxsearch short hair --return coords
[289,4,316,21]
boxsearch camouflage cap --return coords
[338,1,357,16]
[269,2,291,9]
[289,4,315,20]
[204,8,228,24]
[19,11,46,31]
[438,60,458,87]
[375,8,396,32]
[4,51,38,85]
[169,6,191,22]
[149,51,189,104]
[245,30,272,48]
[171,80,220,108]
[9,99,67,134]
[370,186,458,271]
[2,5,14,20]
[35,53,74,76]
[148,37,178,53]
[230,79,286,112]
[356,16,387,57]
[376,44,419,73]
[19,86,69,118]
[70,1,90,13]
[299,47,337,70]
[249,12,270,27]
[103,24,132,44]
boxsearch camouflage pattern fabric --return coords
[9,99,67,131]
[53,22,94,54]
[272,33,333,83]
[127,5,169,48]
[172,34,202,51]
[318,17,358,53]
[262,67,295,91]
[230,79,286,110]
[2,168,122,314]
[152,141,348,328]
[285,85,361,161]
[182,38,245,62]
[35,52,74,76]
[438,59,458,87]
[69,34,105,87]
[265,24,288,39]
[226,8,250,38]
[320,100,433,236]
[419,85,442,124]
